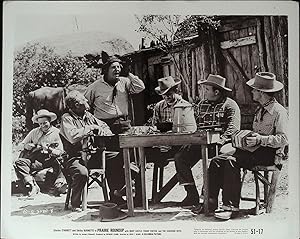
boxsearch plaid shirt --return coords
[152,94,185,125]
[194,97,241,141]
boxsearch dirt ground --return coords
[10,158,289,224]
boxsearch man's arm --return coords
[125,73,145,94]
[260,108,288,148]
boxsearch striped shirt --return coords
[84,73,145,120]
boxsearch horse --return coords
[25,84,87,130]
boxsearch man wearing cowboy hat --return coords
[145,76,196,169]
[14,109,66,197]
[84,51,145,134]
[210,72,288,220]
[174,74,241,207]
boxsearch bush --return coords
[13,42,99,141]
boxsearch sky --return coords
[14,14,144,50]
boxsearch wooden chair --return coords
[241,164,282,215]
[59,135,109,211]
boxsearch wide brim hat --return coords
[32,109,57,124]
[155,76,181,95]
[198,74,232,92]
[246,72,283,92]
[91,202,128,222]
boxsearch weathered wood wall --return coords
[127,16,288,129]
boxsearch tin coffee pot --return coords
[172,101,197,133]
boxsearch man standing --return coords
[212,72,288,220]
[60,90,126,211]
[174,74,241,207]
[84,51,145,134]
[14,109,65,196]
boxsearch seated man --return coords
[145,76,196,167]
[210,72,288,220]
[60,90,126,212]
[14,109,66,197]
[174,74,241,207]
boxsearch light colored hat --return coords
[155,76,181,95]
[246,72,283,92]
[32,109,57,124]
[91,202,128,222]
[198,74,232,92]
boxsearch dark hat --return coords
[198,74,232,92]
[246,72,283,92]
[32,109,57,124]
[91,202,127,222]
[155,76,181,95]
[100,51,123,67]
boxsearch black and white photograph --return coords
[2,1,299,239]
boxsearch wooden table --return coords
[119,129,220,216]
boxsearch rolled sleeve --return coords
[126,73,145,94]
[260,109,288,148]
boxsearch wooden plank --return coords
[148,55,162,65]
[119,131,220,148]
[219,18,257,32]
[221,49,250,83]
[256,17,266,72]
[220,36,256,49]
[191,49,196,99]
[263,16,275,73]
[248,26,260,76]
[240,28,253,103]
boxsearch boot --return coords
[25,179,40,197]
[178,185,199,207]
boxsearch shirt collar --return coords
[262,98,277,115]
[68,109,88,120]
[161,94,182,109]
[38,125,54,135]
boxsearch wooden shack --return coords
[126,16,288,129]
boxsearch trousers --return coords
[14,151,64,186]
[65,150,125,208]
[208,147,277,209]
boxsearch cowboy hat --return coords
[91,202,128,222]
[32,109,57,124]
[155,76,181,95]
[198,74,232,92]
[246,72,283,92]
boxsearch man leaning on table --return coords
[174,74,241,207]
